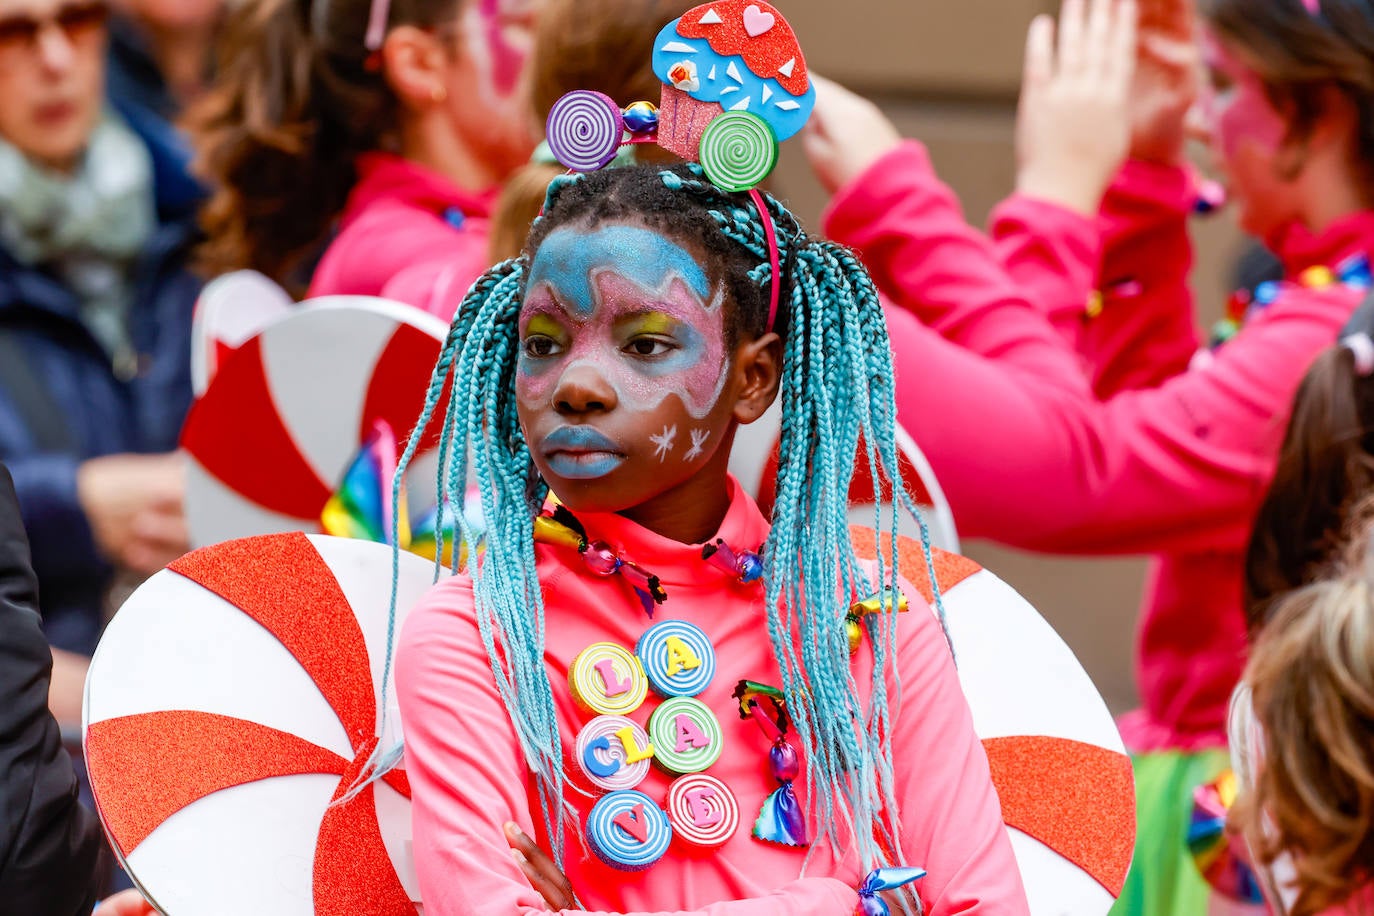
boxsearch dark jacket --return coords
[0,220,201,657]
[0,463,106,915]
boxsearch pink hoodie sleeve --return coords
[987,157,1199,397]
[825,142,1348,556]
[394,576,860,916]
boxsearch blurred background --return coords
[769,0,1246,713]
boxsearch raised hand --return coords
[802,74,903,196]
[1132,0,1200,163]
[1015,0,1139,216]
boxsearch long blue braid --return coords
[378,164,948,873]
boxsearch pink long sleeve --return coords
[394,486,1027,915]
[988,159,1201,397]
[827,142,1362,556]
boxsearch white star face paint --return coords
[684,428,710,462]
[651,425,678,462]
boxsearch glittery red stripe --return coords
[86,711,348,854]
[313,736,418,916]
[169,533,378,744]
[847,528,981,604]
[982,735,1136,896]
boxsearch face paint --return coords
[461,0,537,104]
[518,226,728,420]
[1203,30,1285,162]
[650,425,678,462]
[515,222,742,512]
[526,225,714,317]
[683,428,710,463]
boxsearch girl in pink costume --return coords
[389,156,1029,911]
[189,0,539,316]
[804,0,1374,910]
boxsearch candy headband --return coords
[542,0,816,333]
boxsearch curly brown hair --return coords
[1237,514,1374,915]
[185,0,462,289]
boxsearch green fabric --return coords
[1110,748,1232,916]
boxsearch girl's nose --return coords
[553,362,617,414]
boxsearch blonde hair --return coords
[1236,515,1374,915]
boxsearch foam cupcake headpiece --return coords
[542,0,813,193]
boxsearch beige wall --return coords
[768,0,1247,713]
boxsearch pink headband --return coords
[1302,0,1320,14]
[364,0,392,51]
[747,188,783,333]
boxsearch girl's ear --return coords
[1277,84,1358,181]
[380,25,451,112]
[731,332,783,425]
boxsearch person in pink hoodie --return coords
[389,150,1032,912]
[187,0,540,318]
[803,0,1374,911]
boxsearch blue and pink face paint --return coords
[517,225,730,419]
[1201,28,1286,164]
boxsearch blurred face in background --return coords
[108,0,220,32]
[1195,25,1304,239]
[439,0,543,178]
[0,0,109,172]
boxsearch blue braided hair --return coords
[385,162,946,871]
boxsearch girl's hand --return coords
[505,821,575,910]
[1015,0,1138,216]
[802,75,903,196]
[1131,0,1200,164]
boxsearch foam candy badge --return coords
[653,1,815,158]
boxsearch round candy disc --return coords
[635,620,716,697]
[570,642,648,716]
[586,790,673,871]
[698,111,778,192]
[546,90,624,172]
[648,696,723,774]
[666,774,739,849]
[575,715,654,791]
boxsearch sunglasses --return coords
[0,1,109,55]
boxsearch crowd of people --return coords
[3,0,1374,913]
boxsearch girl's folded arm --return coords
[394,578,859,916]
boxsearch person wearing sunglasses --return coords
[0,0,202,775]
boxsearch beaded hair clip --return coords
[542,0,816,333]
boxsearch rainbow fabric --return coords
[1186,769,1264,905]
[320,420,460,564]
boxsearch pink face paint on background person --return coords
[1198,26,1303,237]
[462,0,539,104]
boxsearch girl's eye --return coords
[1207,67,1233,94]
[523,335,561,358]
[626,336,676,358]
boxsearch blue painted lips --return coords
[540,426,626,479]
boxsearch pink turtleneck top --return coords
[395,479,1029,915]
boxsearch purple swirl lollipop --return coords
[546,90,624,172]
